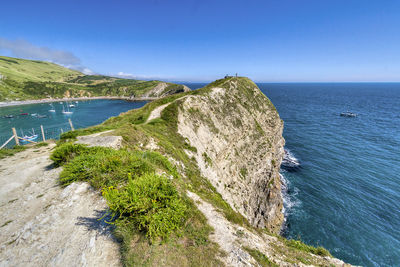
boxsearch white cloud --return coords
[116,71,135,78]
[0,37,95,75]
[0,38,80,65]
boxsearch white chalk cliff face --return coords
[177,78,285,233]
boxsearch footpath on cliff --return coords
[0,142,120,267]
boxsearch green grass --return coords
[0,56,188,101]
[284,239,331,257]
[1,220,12,228]
[35,142,49,147]
[103,173,187,241]
[243,247,278,267]
[0,145,26,159]
[0,56,80,83]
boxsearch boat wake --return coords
[282,148,301,172]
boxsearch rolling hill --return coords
[0,56,189,101]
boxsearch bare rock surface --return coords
[75,130,123,149]
[0,144,121,267]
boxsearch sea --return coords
[0,99,146,145]
[260,83,400,267]
[1,83,399,266]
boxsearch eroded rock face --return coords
[142,82,191,98]
[177,78,285,232]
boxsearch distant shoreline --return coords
[0,96,157,108]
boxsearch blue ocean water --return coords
[0,99,146,144]
[258,83,400,267]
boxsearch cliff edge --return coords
[177,77,284,232]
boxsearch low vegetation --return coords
[0,145,26,159]
[243,247,278,267]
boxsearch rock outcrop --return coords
[142,82,191,98]
[177,77,285,232]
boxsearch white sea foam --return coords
[282,148,301,170]
[279,172,301,232]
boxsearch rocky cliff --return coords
[177,77,285,232]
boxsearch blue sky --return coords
[1,0,400,82]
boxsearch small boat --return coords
[75,101,78,104]
[340,111,357,117]
[69,104,75,108]
[3,115,14,118]
[59,102,63,104]
[20,113,28,115]
[31,113,38,117]
[62,104,73,115]
[21,134,39,143]
[49,104,56,112]
[37,114,48,118]
[20,129,38,143]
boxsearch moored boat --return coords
[340,111,357,117]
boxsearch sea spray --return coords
[280,148,301,235]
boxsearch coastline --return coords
[0,96,157,108]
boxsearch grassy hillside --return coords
[0,56,188,101]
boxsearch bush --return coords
[57,147,155,187]
[50,142,89,167]
[285,239,331,257]
[60,131,79,141]
[103,173,187,241]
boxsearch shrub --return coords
[60,131,79,141]
[285,239,331,257]
[243,247,278,267]
[50,142,89,167]
[58,147,155,187]
[102,173,187,241]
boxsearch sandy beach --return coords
[0,96,157,108]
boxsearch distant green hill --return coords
[0,56,189,101]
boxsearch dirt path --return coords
[0,144,121,267]
[147,103,171,122]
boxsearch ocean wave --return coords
[280,172,301,235]
[282,148,301,172]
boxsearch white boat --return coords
[62,104,73,115]
[340,111,357,117]
[69,104,75,108]
[62,110,73,115]
[49,104,56,112]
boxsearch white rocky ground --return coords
[0,143,121,267]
